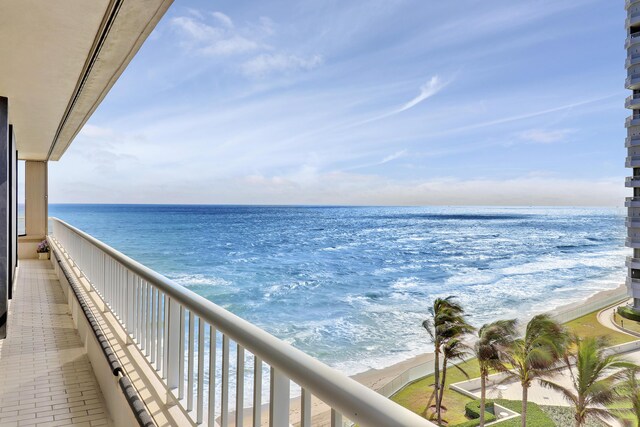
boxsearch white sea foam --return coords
[171,273,232,287]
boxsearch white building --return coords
[627,0,640,310]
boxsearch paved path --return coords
[0,260,111,427]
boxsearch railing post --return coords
[166,297,181,390]
[269,368,290,427]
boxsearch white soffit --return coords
[0,0,173,161]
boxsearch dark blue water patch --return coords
[365,214,531,221]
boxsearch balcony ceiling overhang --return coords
[0,0,173,161]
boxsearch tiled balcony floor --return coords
[0,260,111,426]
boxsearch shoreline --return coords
[235,283,629,425]
[350,282,628,393]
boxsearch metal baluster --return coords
[236,345,244,427]
[253,357,262,427]
[163,294,169,379]
[221,335,230,427]
[146,282,152,355]
[269,368,289,427]
[167,298,180,389]
[151,287,157,364]
[141,280,147,352]
[331,409,343,427]
[301,388,311,427]
[208,325,217,427]
[197,318,204,424]
[188,312,195,411]
[136,277,141,346]
[179,305,185,399]
[156,290,162,370]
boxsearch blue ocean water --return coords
[48,204,626,374]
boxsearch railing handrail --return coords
[49,217,435,427]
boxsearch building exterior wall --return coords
[627,0,640,309]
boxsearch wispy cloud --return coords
[396,76,449,113]
[171,14,262,56]
[426,93,619,139]
[349,75,451,128]
[518,129,575,144]
[345,150,408,171]
[381,150,407,164]
[170,10,323,79]
[242,53,324,77]
[211,11,234,28]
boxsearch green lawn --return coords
[613,310,640,337]
[391,358,480,425]
[392,309,636,425]
[564,309,635,345]
[491,400,554,426]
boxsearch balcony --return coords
[627,53,640,69]
[47,218,434,427]
[627,0,640,9]
[626,73,640,90]
[627,256,640,269]
[628,216,640,228]
[626,197,640,207]
[627,155,640,167]
[625,33,640,49]
[627,277,640,293]
[627,11,640,27]
[627,93,640,109]
[627,136,640,147]
[626,115,640,127]
[627,236,640,248]
[625,176,640,188]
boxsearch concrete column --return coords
[18,161,47,260]
[25,161,47,237]
[0,97,8,338]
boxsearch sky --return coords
[48,0,629,206]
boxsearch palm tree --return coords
[422,297,473,425]
[540,336,635,427]
[474,319,518,427]
[621,368,640,426]
[500,314,568,427]
[438,336,473,418]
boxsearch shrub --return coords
[618,305,640,322]
[452,401,496,427]
[465,400,495,418]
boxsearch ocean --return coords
[47,204,626,375]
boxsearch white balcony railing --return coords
[625,33,640,48]
[627,11,640,27]
[626,53,640,68]
[49,218,434,427]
